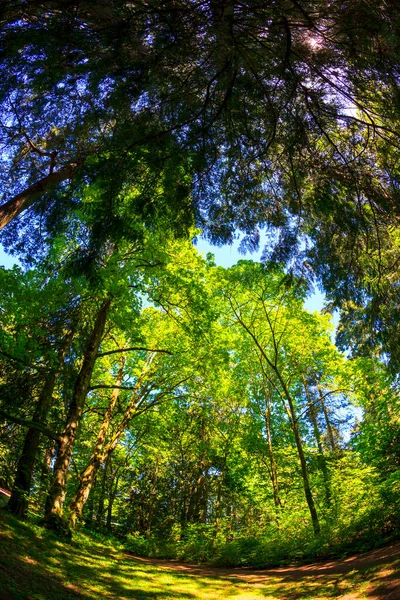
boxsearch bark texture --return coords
[0,162,80,230]
[43,298,111,528]
[8,333,73,518]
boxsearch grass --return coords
[0,510,399,599]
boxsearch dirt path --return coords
[126,543,400,599]
[127,541,400,579]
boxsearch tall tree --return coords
[43,296,112,529]
[0,264,85,517]
[214,261,351,534]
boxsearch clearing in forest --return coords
[0,512,399,600]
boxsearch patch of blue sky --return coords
[194,232,340,340]
[194,234,323,304]
[0,247,19,269]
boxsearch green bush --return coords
[39,513,72,540]
[177,523,215,563]
[123,469,400,567]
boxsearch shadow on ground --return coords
[1,510,399,600]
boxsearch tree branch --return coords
[0,409,59,441]
[0,160,83,230]
[0,349,40,370]
[96,347,172,358]
[89,384,141,391]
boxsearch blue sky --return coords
[194,236,326,314]
[0,247,17,269]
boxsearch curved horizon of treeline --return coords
[0,0,400,566]
[0,237,399,565]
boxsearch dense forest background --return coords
[0,0,399,567]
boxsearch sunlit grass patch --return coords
[0,511,399,599]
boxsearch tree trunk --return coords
[233,311,321,535]
[8,333,72,518]
[69,357,125,527]
[69,355,154,527]
[7,374,58,517]
[214,474,223,537]
[262,391,282,509]
[190,417,208,523]
[106,469,120,533]
[287,393,321,535]
[0,161,81,230]
[96,453,110,530]
[84,474,96,527]
[145,458,159,537]
[226,501,233,541]
[39,442,55,507]
[42,298,111,529]
[318,387,338,452]
[264,364,320,534]
[267,367,321,534]
[43,444,54,475]
[304,381,331,508]
[213,448,228,538]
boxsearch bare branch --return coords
[96,347,172,358]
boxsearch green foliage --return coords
[2,510,399,600]
[126,524,216,563]
[1,0,400,575]
[2,1,400,320]
[39,513,73,540]
[1,235,399,565]
[124,476,399,568]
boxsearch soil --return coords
[127,541,400,578]
[127,541,400,599]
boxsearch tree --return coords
[68,305,198,528]
[0,264,84,517]
[2,1,400,373]
[1,1,400,263]
[68,355,127,528]
[213,261,352,534]
[0,226,212,529]
[348,358,400,477]
[42,296,112,530]
[1,236,398,562]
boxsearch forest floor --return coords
[0,510,399,600]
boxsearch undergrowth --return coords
[125,495,400,567]
[1,508,400,600]
[1,509,399,600]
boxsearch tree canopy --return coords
[0,0,400,567]
[1,3,399,250]
[2,1,400,364]
[0,234,399,561]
